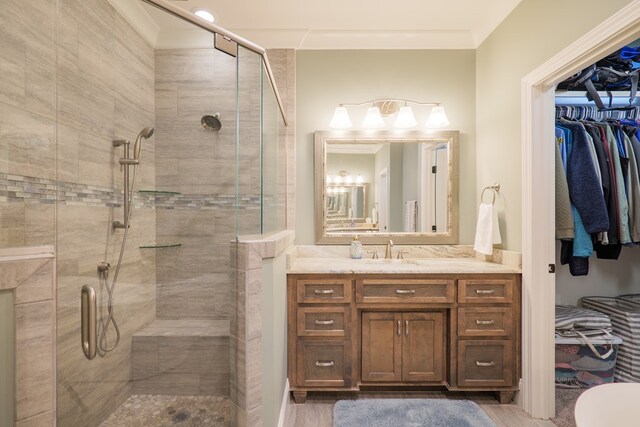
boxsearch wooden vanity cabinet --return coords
[287,273,521,404]
[362,311,445,383]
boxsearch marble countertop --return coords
[288,257,521,275]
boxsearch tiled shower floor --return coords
[100,395,230,427]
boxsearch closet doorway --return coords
[521,0,640,420]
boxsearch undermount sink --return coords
[358,258,416,264]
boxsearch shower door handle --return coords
[81,285,97,360]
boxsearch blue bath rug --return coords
[333,399,497,427]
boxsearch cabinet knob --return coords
[314,289,334,295]
[314,319,334,326]
[475,289,496,295]
[475,360,496,367]
[476,319,496,325]
[315,360,335,367]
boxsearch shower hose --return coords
[98,163,138,354]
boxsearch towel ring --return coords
[481,183,500,205]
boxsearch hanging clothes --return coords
[554,106,640,275]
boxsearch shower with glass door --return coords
[49,0,288,425]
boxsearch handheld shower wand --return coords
[92,126,154,358]
[133,127,155,161]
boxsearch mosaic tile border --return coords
[0,173,266,210]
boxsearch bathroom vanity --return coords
[287,257,521,404]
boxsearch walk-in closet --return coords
[553,38,640,427]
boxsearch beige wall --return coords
[476,0,634,251]
[261,245,290,427]
[296,50,477,244]
[0,291,13,427]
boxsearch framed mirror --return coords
[315,130,459,244]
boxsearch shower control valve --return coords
[97,262,111,273]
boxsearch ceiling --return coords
[123,0,522,49]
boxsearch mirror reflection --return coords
[315,131,459,244]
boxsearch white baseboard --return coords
[277,379,291,427]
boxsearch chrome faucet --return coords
[384,240,394,259]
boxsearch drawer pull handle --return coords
[476,320,496,325]
[315,319,334,326]
[397,320,401,336]
[405,320,409,336]
[475,289,496,295]
[314,289,334,295]
[395,289,416,295]
[476,360,496,367]
[315,361,335,367]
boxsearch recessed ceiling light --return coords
[192,7,215,23]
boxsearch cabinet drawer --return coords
[458,307,513,337]
[458,279,514,304]
[356,278,454,304]
[296,278,352,304]
[297,307,348,337]
[458,340,513,387]
[297,340,350,387]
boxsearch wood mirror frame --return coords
[314,130,459,244]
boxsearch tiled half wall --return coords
[0,246,56,427]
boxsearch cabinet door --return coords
[361,312,402,382]
[401,312,445,382]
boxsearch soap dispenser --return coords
[350,235,363,259]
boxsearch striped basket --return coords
[581,296,640,383]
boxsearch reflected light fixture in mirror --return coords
[329,99,449,130]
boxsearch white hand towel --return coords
[474,203,502,255]
[404,200,417,232]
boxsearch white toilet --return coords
[574,383,640,427]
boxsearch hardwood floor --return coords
[284,392,557,427]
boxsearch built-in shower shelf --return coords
[139,243,182,249]
[138,190,181,195]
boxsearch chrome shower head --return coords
[201,113,221,131]
[133,127,155,161]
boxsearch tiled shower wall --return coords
[0,0,157,425]
[153,48,254,320]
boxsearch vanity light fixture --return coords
[425,105,450,128]
[362,106,385,129]
[394,105,418,128]
[329,106,352,129]
[329,99,449,130]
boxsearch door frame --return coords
[520,1,640,418]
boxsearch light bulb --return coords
[345,175,353,184]
[334,175,342,184]
[329,106,352,129]
[393,106,417,128]
[326,175,331,184]
[356,175,364,184]
[192,8,215,23]
[426,106,450,128]
[362,107,385,128]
